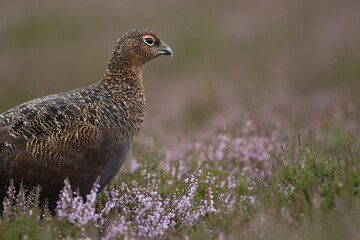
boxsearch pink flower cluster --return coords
[97,167,225,239]
[56,179,99,227]
[162,120,277,179]
[51,164,232,239]
[201,121,276,170]
[2,183,38,221]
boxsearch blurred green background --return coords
[1,0,360,147]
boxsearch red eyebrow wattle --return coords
[143,34,154,38]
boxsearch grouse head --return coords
[108,29,173,72]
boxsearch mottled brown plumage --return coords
[0,29,172,209]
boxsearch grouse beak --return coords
[157,43,173,57]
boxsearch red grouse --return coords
[0,29,173,209]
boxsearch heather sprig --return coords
[56,178,99,227]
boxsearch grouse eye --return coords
[143,36,155,46]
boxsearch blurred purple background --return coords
[1,0,359,148]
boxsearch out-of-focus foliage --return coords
[1,0,359,148]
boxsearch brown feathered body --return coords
[0,29,172,209]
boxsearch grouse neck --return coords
[102,44,145,87]
[102,63,144,87]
